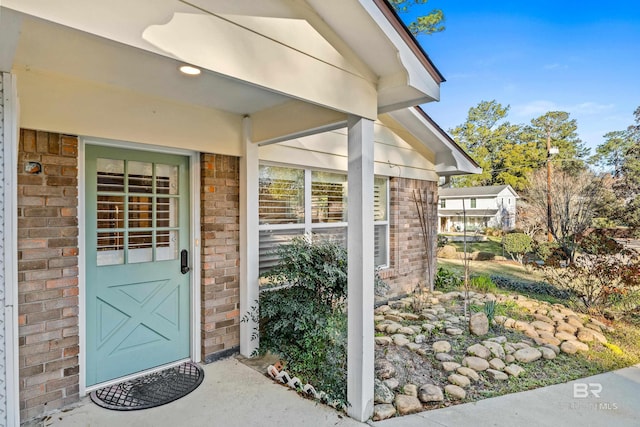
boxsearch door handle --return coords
[180,249,190,274]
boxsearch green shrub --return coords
[257,236,348,406]
[470,275,497,293]
[503,233,533,264]
[434,267,462,291]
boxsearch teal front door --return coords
[85,145,191,386]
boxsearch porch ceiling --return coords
[2,0,442,124]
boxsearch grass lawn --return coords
[446,235,505,255]
[437,258,544,283]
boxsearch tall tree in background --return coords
[616,106,640,230]
[521,111,588,174]
[590,130,633,177]
[592,106,640,230]
[449,100,534,190]
[389,0,445,36]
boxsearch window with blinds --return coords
[258,165,389,278]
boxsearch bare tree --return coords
[413,189,438,291]
[525,167,603,262]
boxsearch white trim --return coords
[239,117,260,357]
[78,137,201,395]
[3,72,20,427]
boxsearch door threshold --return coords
[85,358,192,394]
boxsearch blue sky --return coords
[406,1,640,154]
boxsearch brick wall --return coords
[379,177,438,298]
[17,130,79,421]
[200,153,240,362]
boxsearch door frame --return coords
[78,137,201,394]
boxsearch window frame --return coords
[258,163,390,272]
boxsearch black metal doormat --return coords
[90,362,204,411]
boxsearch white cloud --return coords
[512,100,559,117]
[572,102,615,114]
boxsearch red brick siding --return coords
[379,177,438,298]
[200,153,240,361]
[17,130,79,421]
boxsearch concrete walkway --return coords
[373,364,640,427]
[43,357,364,427]
[41,360,640,427]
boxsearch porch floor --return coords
[33,359,640,427]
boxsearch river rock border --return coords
[372,290,613,421]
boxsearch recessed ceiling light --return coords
[179,65,201,76]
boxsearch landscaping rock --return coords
[385,323,402,334]
[374,305,391,314]
[544,344,560,355]
[469,312,489,336]
[393,335,411,347]
[383,378,399,390]
[403,384,418,397]
[385,314,404,322]
[536,331,561,346]
[504,364,525,377]
[433,341,452,353]
[505,354,515,363]
[467,344,492,359]
[561,340,589,354]
[398,326,416,335]
[489,358,506,370]
[436,353,455,362]
[462,356,490,371]
[539,346,557,360]
[556,322,578,334]
[418,384,444,403]
[445,384,466,400]
[406,343,421,352]
[373,404,396,421]
[448,374,471,388]
[531,320,555,333]
[487,336,508,344]
[486,369,509,381]
[414,334,426,344]
[375,336,392,346]
[374,379,394,404]
[375,359,396,379]
[445,327,464,336]
[456,367,480,381]
[514,347,542,363]
[555,331,578,342]
[532,313,554,324]
[402,313,420,321]
[577,328,607,344]
[442,362,461,372]
[395,395,423,415]
[482,341,506,359]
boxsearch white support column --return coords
[2,72,20,426]
[239,116,260,357]
[346,115,375,422]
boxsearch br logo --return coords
[573,383,602,398]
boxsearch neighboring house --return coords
[438,185,519,232]
[0,1,479,424]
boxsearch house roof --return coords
[439,185,519,198]
[438,209,499,217]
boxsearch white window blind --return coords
[258,165,389,279]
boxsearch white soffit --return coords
[386,108,481,176]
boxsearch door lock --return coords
[180,249,190,274]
